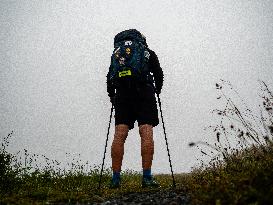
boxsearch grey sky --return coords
[1,0,273,173]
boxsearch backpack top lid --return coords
[114,29,147,47]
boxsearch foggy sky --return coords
[1,0,273,173]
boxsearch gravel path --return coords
[95,190,190,205]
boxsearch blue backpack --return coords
[109,29,151,83]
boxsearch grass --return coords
[1,80,273,204]
[181,143,273,205]
[0,134,175,204]
[181,80,273,205]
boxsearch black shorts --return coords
[114,84,159,130]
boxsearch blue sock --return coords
[143,169,152,180]
[112,171,120,183]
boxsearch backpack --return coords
[109,29,151,83]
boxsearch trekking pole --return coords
[156,93,176,188]
[98,104,114,190]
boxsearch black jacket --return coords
[106,48,164,98]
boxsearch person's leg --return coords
[111,124,129,171]
[110,124,129,187]
[139,124,154,171]
[139,124,159,187]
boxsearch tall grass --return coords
[0,132,172,204]
[185,80,273,205]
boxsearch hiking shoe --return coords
[142,177,160,188]
[109,178,121,189]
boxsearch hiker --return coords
[106,29,164,188]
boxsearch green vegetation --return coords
[182,80,273,204]
[181,142,273,204]
[1,80,272,204]
[0,132,174,204]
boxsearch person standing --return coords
[106,29,163,188]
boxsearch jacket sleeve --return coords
[149,49,164,93]
[106,66,115,97]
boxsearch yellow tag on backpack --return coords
[119,70,132,77]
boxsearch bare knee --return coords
[113,124,129,144]
[139,124,154,147]
[139,124,153,140]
